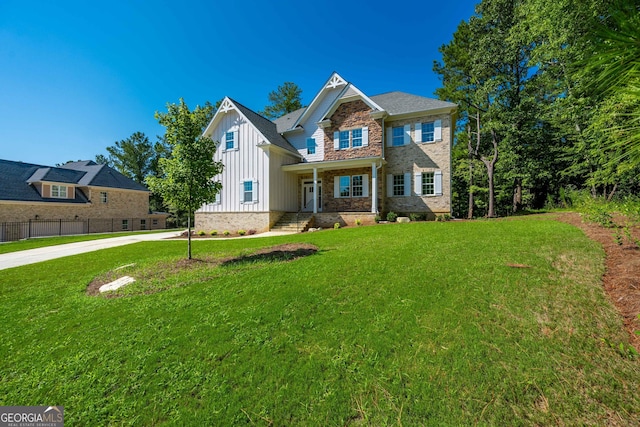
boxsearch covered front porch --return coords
[282,157,384,216]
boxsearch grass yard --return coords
[1,219,639,425]
[0,229,179,255]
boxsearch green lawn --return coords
[1,219,639,425]
[0,229,179,255]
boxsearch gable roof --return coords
[0,159,147,203]
[273,108,305,133]
[228,98,299,155]
[370,91,457,116]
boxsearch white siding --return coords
[198,110,270,213]
[287,86,343,162]
[269,150,298,211]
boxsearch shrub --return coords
[210,230,218,236]
[248,229,257,235]
[386,211,398,222]
[334,222,341,229]
[355,218,362,226]
[444,214,451,221]
[409,213,425,222]
[197,230,206,236]
[223,230,230,236]
[238,229,246,236]
[374,215,381,223]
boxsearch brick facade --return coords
[0,188,150,223]
[323,100,383,161]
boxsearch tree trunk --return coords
[187,208,192,260]
[467,124,475,219]
[513,177,522,213]
[487,163,496,218]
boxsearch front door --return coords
[302,180,322,212]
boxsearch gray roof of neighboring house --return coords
[230,98,299,155]
[370,92,457,116]
[0,159,147,203]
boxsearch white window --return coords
[393,174,405,196]
[334,174,369,198]
[100,191,107,203]
[415,120,442,143]
[422,172,435,195]
[352,175,363,197]
[352,129,363,147]
[414,170,443,196]
[241,180,258,203]
[51,185,68,198]
[122,219,129,230]
[306,137,316,154]
[225,131,235,150]
[392,127,404,146]
[333,127,369,150]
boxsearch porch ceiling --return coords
[282,156,383,174]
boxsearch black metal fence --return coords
[0,218,166,242]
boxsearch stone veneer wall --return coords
[324,100,382,161]
[383,113,452,217]
[0,188,150,223]
[314,212,377,228]
[322,167,383,213]
[195,212,275,233]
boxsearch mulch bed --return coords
[557,212,640,351]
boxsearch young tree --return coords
[261,82,304,119]
[146,98,224,259]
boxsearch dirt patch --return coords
[557,212,640,351]
[86,243,318,297]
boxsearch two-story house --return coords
[195,72,457,232]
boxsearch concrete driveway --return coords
[0,231,182,271]
[0,230,297,271]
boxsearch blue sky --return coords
[0,0,478,166]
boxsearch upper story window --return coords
[422,122,435,143]
[334,127,369,150]
[392,127,404,146]
[306,137,316,155]
[51,185,68,198]
[100,191,108,203]
[339,131,350,150]
[352,129,363,147]
[225,131,236,150]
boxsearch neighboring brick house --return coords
[0,159,167,239]
[196,72,457,231]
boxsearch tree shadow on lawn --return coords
[86,243,319,297]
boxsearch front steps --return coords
[271,213,314,232]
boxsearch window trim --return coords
[335,174,369,198]
[225,131,235,151]
[392,174,405,196]
[51,185,68,199]
[334,127,368,150]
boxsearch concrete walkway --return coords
[0,230,297,271]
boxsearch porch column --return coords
[371,162,378,213]
[313,167,318,214]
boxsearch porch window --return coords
[339,176,350,197]
[51,185,68,198]
[306,137,316,154]
[393,174,405,196]
[352,175,363,197]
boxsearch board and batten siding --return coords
[287,86,343,162]
[269,150,298,211]
[199,109,269,213]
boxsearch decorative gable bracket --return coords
[326,74,347,89]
